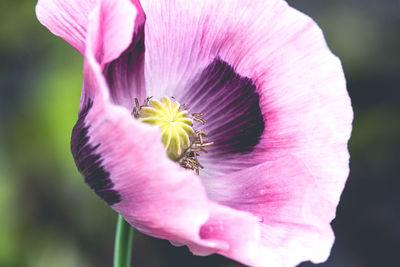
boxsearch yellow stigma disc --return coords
[138,97,194,160]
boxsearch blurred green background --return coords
[0,0,399,266]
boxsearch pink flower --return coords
[36,0,353,266]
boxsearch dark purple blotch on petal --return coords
[103,26,145,108]
[71,100,121,205]
[184,58,265,156]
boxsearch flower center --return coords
[136,96,193,160]
[133,96,212,174]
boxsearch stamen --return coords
[177,122,213,174]
[192,113,207,124]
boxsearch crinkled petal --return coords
[36,0,97,54]
[196,203,261,266]
[203,155,335,266]
[102,15,146,109]
[76,0,145,110]
[141,0,352,265]
[36,0,141,65]
[90,0,142,64]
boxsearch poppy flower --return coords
[36,0,353,266]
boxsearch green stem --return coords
[113,214,134,267]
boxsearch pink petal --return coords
[141,0,293,97]
[139,1,352,265]
[101,17,146,109]
[36,0,97,54]
[90,0,142,64]
[74,5,268,262]
[36,0,142,64]
[140,0,352,178]
[197,203,261,266]
[203,155,336,266]
[74,32,216,250]
[72,3,234,254]
[63,0,146,111]
[75,64,219,248]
